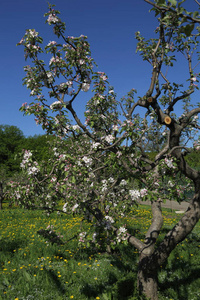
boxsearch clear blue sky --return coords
[1,0,199,137]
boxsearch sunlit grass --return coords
[0,205,200,299]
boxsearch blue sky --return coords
[1,0,199,137]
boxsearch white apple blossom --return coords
[72,203,79,211]
[27,164,39,175]
[66,81,73,88]
[50,101,62,110]
[79,59,85,65]
[72,125,80,131]
[27,29,38,38]
[92,142,101,149]
[129,189,140,201]
[105,215,115,223]
[63,203,67,212]
[165,157,175,168]
[82,156,93,166]
[120,179,127,186]
[47,41,57,46]
[46,72,54,84]
[105,134,115,144]
[82,82,90,92]
[47,14,59,24]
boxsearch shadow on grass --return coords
[80,272,137,300]
[37,229,65,245]
[43,267,66,295]
[74,243,139,299]
[159,268,200,300]
[0,238,29,269]
[158,233,200,300]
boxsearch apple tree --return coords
[10,1,200,298]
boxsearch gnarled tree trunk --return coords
[0,182,3,210]
[138,254,159,300]
[135,191,200,300]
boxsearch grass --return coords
[0,204,200,299]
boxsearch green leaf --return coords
[157,0,165,4]
[168,0,177,7]
[24,271,31,281]
[184,24,195,37]
[193,11,199,19]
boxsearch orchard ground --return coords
[1,202,200,300]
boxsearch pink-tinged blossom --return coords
[15,191,21,200]
[27,29,38,38]
[23,150,32,161]
[194,142,200,150]
[79,59,85,65]
[47,14,59,24]
[51,176,57,182]
[47,41,57,46]
[164,157,175,168]
[101,75,107,81]
[79,232,86,242]
[116,226,129,243]
[140,188,148,197]
[116,151,122,158]
[82,82,90,92]
[72,203,79,212]
[49,56,62,66]
[18,38,24,45]
[27,165,39,175]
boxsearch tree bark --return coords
[138,253,159,300]
[0,182,3,210]
[136,192,200,300]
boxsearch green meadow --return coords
[1,205,200,300]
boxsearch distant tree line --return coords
[0,125,55,177]
[0,125,57,209]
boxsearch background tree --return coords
[0,125,25,175]
[11,1,200,299]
